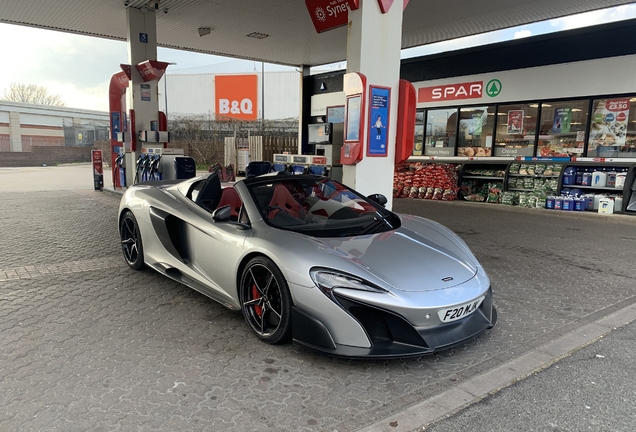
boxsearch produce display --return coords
[460,181,504,203]
[464,168,506,177]
[393,163,460,200]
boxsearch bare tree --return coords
[1,83,66,106]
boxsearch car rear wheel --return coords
[120,211,145,270]
[240,257,292,344]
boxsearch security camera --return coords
[124,0,130,6]
[163,8,169,14]
[148,1,160,10]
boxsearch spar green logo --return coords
[486,79,502,97]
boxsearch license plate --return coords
[437,296,485,323]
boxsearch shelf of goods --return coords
[501,161,566,209]
[556,161,636,214]
[458,161,509,204]
[393,161,461,201]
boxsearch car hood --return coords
[308,214,479,292]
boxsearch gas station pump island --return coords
[107,0,415,207]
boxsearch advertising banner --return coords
[305,0,356,33]
[590,98,630,147]
[91,150,104,191]
[507,110,524,134]
[552,107,571,133]
[368,86,390,156]
[215,75,258,121]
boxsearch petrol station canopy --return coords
[1,0,633,67]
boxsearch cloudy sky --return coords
[1,3,635,112]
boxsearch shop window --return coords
[457,106,495,157]
[413,110,425,156]
[424,108,457,156]
[587,97,636,158]
[537,100,588,157]
[493,103,538,157]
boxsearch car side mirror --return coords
[212,205,232,222]
[367,193,387,207]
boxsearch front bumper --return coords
[291,287,497,359]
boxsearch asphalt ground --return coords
[1,164,635,432]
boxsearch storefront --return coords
[411,55,636,159]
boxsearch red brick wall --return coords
[0,146,92,167]
[21,135,65,152]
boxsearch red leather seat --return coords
[267,184,304,219]
[218,187,241,219]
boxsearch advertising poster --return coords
[590,98,630,147]
[368,86,390,156]
[552,107,571,133]
[91,150,104,191]
[215,75,258,120]
[345,95,361,142]
[507,110,524,134]
[140,84,151,102]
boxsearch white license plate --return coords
[437,296,485,323]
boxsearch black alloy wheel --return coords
[120,211,146,270]
[240,257,292,344]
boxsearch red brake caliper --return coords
[252,284,263,317]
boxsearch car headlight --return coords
[310,269,387,301]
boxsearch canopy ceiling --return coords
[1,0,633,66]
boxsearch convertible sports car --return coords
[118,172,497,358]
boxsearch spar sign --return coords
[418,79,502,103]
[215,75,258,120]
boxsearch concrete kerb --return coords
[355,303,636,432]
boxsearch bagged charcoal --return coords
[523,177,535,189]
[501,191,516,206]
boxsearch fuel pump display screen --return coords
[308,124,331,144]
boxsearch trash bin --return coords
[174,156,196,179]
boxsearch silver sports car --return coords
[118,172,496,358]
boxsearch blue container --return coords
[562,196,574,211]
[562,167,576,185]
[584,195,594,210]
[574,171,583,185]
[581,172,593,186]
[546,196,555,209]
[554,197,563,210]
[574,197,587,211]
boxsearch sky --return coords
[1,3,635,112]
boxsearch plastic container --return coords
[593,194,606,210]
[562,195,574,211]
[583,194,595,211]
[546,196,555,210]
[554,196,563,210]
[581,172,593,186]
[598,197,615,214]
[574,171,583,185]
[606,170,617,188]
[574,197,587,211]
[592,170,607,187]
[616,172,627,189]
[562,167,576,185]
[615,196,623,212]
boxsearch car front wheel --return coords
[120,211,145,270]
[240,257,292,344]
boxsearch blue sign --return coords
[139,32,148,43]
[368,87,390,156]
[110,112,121,139]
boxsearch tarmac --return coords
[1,163,635,432]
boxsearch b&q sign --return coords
[215,75,258,120]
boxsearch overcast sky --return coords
[1,3,635,112]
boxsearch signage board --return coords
[91,150,104,191]
[215,75,258,121]
[305,0,358,33]
[418,81,484,103]
[367,86,390,157]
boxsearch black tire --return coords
[119,211,146,270]
[239,256,292,344]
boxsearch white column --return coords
[344,0,403,209]
[9,111,21,152]
[125,7,160,185]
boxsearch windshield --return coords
[246,177,400,237]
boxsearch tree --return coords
[1,83,66,106]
